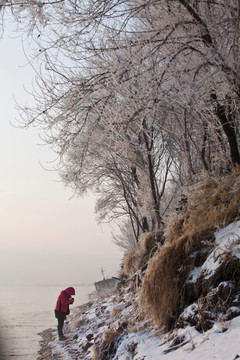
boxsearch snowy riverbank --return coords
[37,221,240,359]
[37,289,240,360]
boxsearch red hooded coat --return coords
[55,287,75,318]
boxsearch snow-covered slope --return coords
[37,221,240,360]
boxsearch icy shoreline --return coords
[37,222,240,359]
[37,291,240,360]
[37,221,240,360]
[37,301,95,360]
[37,328,55,360]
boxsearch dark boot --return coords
[59,335,67,341]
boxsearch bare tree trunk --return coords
[142,122,162,230]
[211,93,240,167]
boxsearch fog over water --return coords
[0,284,95,359]
[0,24,122,288]
[0,25,122,360]
[0,13,119,360]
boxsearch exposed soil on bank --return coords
[37,328,55,360]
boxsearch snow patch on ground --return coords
[37,222,240,360]
[189,220,240,280]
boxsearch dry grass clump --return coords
[177,281,240,332]
[92,345,99,360]
[120,232,159,278]
[140,167,240,331]
[167,166,240,245]
[93,327,123,360]
[111,306,123,320]
[140,235,203,330]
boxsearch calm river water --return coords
[0,284,95,359]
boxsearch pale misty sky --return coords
[0,25,122,286]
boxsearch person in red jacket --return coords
[54,287,75,340]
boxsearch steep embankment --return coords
[37,221,240,360]
[37,169,240,359]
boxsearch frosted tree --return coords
[1,0,240,244]
[132,0,240,177]
[57,39,173,237]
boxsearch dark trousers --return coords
[57,317,65,337]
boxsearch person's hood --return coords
[64,287,75,296]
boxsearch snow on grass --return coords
[161,317,240,360]
[215,221,240,246]
[48,312,240,360]
[39,221,240,360]
[187,220,240,281]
